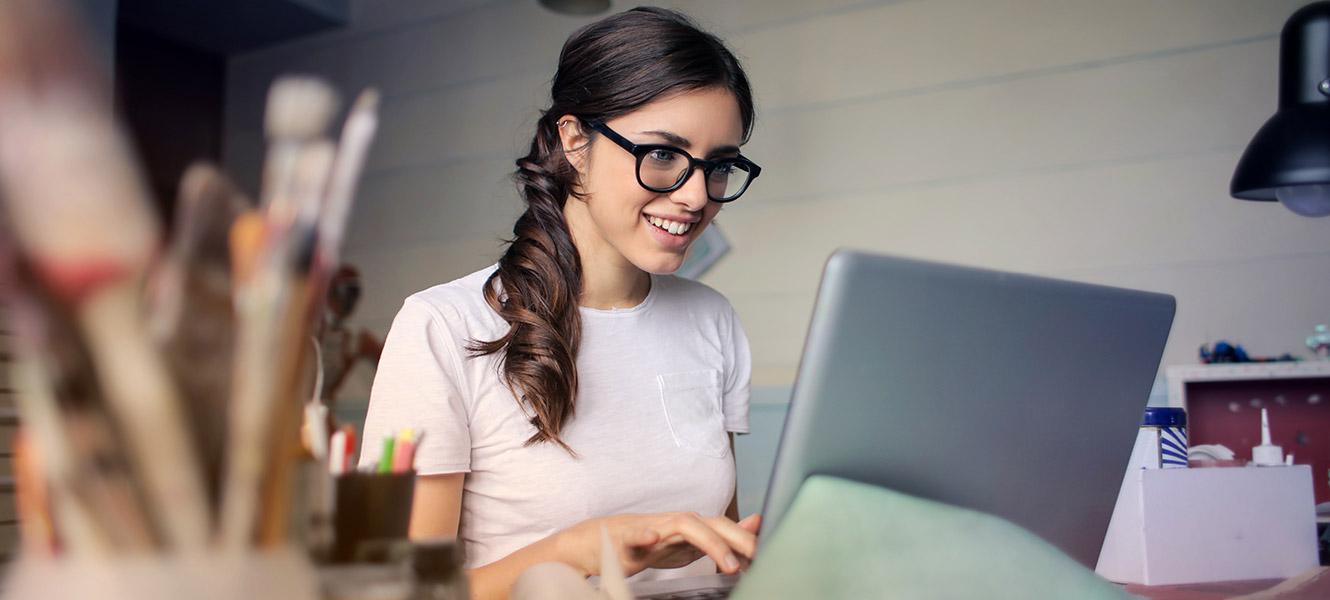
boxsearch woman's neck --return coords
[577,250,651,310]
[565,201,651,310]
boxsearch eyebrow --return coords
[639,129,741,156]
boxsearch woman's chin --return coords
[633,252,688,275]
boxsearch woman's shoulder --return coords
[653,273,736,316]
[401,263,503,328]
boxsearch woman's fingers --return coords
[655,513,749,574]
[603,513,761,575]
[624,527,660,548]
[702,515,758,561]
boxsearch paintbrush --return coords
[260,77,340,227]
[0,0,210,551]
[0,246,159,555]
[0,0,106,104]
[251,89,382,546]
[219,77,338,549]
[0,96,212,552]
[145,162,251,517]
[255,143,336,546]
[262,87,383,537]
[317,89,380,272]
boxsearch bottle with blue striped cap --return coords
[1140,407,1188,469]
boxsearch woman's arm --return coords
[409,473,464,540]
[412,443,758,599]
[469,531,575,600]
[725,433,740,522]
[410,474,562,600]
[407,473,599,600]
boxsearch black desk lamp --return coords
[1232,1,1330,217]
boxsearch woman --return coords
[360,7,763,598]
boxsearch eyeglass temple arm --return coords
[582,118,638,152]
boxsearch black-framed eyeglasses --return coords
[582,119,761,203]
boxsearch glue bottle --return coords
[1251,408,1285,466]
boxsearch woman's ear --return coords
[556,115,590,173]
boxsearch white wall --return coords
[223,0,1328,395]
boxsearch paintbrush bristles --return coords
[261,77,338,225]
[264,77,339,142]
[351,88,379,118]
[292,141,336,226]
[228,213,267,286]
[317,88,381,269]
[0,93,160,285]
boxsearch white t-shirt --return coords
[359,265,752,577]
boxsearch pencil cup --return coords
[331,471,416,563]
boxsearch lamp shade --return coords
[1231,1,1330,216]
[537,0,611,15]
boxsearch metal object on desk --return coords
[409,540,468,600]
[317,540,467,600]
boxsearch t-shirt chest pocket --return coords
[657,369,727,458]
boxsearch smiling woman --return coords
[356,7,763,600]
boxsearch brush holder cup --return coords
[330,471,416,563]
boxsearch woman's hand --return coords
[556,512,761,579]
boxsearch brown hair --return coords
[468,7,755,451]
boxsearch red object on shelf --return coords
[1183,376,1330,504]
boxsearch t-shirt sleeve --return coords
[721,305,752,434]
[358,296,473,475]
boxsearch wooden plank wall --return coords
[223,0,1325,395]
[0,305,19,560]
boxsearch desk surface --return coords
[1124,567,1329,599]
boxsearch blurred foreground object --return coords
[730,475,1126,599]
[511,526,631,600]
[0,0,379,596]
[0,0,210,554]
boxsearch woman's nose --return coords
[671,165,711,211]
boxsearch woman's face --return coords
[560,87,745,275]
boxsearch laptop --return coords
[631,249,1176,599]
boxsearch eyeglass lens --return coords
[639,149,753,201]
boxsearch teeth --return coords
[647,216,691,235]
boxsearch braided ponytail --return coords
[469,114,584,451]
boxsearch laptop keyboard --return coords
[637,588,731,600]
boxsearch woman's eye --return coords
[648,149,676,163]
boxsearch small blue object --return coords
[1141,407,1186,427]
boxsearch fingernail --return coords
[723,554,740,571]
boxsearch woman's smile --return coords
[642,212,700,251]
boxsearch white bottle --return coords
[1251,408,1285,466]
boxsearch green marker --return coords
[378,436,396,474]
